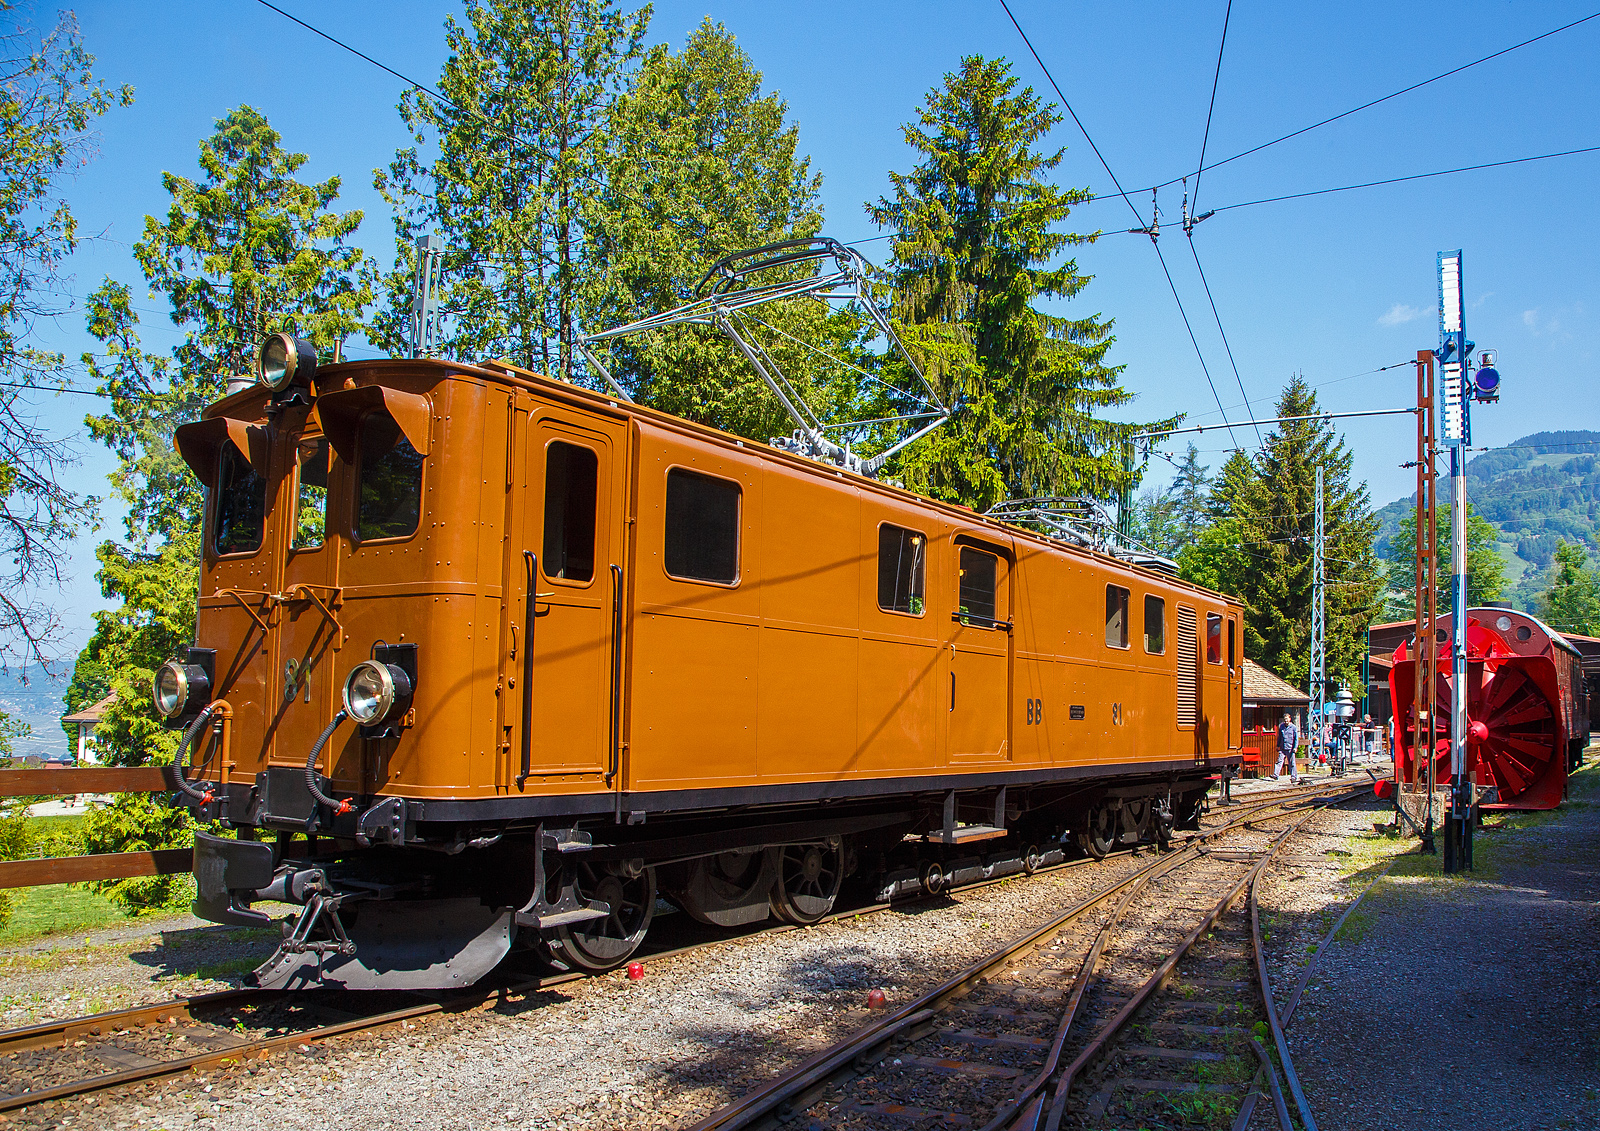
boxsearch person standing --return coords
[1273,712,1300,782]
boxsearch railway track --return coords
[686,780,1368,1131]
[0,776,1362,1116]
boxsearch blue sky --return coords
[16,0,1600,658]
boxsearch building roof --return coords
[1243,659,1309,704]
[62,692,116,725]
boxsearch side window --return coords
[1228,617,1237,669]
[1206,613,1223,664]
[1105,584,1130,649]
[665,468,740,584]
[877,524,925,615]
[213,442,265,556]
[957,546,997,624]
[542,441,598,582]
[1143,594,1165,654]
[291,437,328,551]
[356,412,424,542]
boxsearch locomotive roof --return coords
[205,355,1243,609]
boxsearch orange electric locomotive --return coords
[160,247,1244,991]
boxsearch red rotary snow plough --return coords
[1387,608,1590,811]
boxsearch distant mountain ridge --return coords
[0,666,72,761]
[1374,430,1600,611]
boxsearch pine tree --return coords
[1179,376,1382,689]
[373,0,645,377]
[0,13,131,663]
[1537,542,1600,635]
[867,56,1165,510]
[585,19,863,440]
[74,108,372,910]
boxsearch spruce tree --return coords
[1179,376,1382,689]
[867,56,1165,510]
[373,0,645,377]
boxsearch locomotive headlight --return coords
[153,660,209,720]
[255,332,317,393]
[342,661,412,726]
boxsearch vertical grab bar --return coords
[516,551,536,789]
[607,563,624,788]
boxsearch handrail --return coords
[210,588,273,635]
[286,583,344,647]
[516,551,536,789]
[607,563,624,788]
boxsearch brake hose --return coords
[168,705,218,804]
[304,709,352,815]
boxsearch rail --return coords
[0,781,1352,1114]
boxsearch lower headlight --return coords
[153,660,209,721]
[342,660,413,726]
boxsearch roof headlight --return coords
[256,332,317,393]
[153,660,209,721]
[342,660,412,726]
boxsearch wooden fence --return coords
[0,767,194,890]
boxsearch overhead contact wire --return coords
[1153,9,1600,192]
[996,0,1240,448]
[1187,0,1260,445]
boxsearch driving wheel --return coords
[770,841,844,925]
[1078,804,1115,859]
[546,861,656,973]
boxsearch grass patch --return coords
[194,955,263,981]
[0,884,128,944]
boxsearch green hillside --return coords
[1373,430,1600,612]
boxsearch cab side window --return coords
[1143,594,1165,654]
[878,524,925,614]
[542,441,598,582]
[957,546,997,624]
[356,412,424,541]
[664,468,740,584]
[213,442,265,556]
[1105,584,1130,648]
[1206,613,1223,664]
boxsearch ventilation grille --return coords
[1177,605,1198,728]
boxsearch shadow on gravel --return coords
[124,923,281,982]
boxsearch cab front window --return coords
[355,412,423,542]
[213,441,265,555]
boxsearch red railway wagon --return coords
[1388,607,1590,810]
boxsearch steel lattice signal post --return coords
[1310,466,1326,759]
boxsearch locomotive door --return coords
[271,431,344,777]
[515,411,628,781]
[1227,616,1241,750]
[948,539,1012,761]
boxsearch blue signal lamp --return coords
[1473,349,1500,402]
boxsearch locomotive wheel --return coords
[1078,805,1114,860]
[547,862,656,973]
[770,842,844,925]
[1125,799,1151,842]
